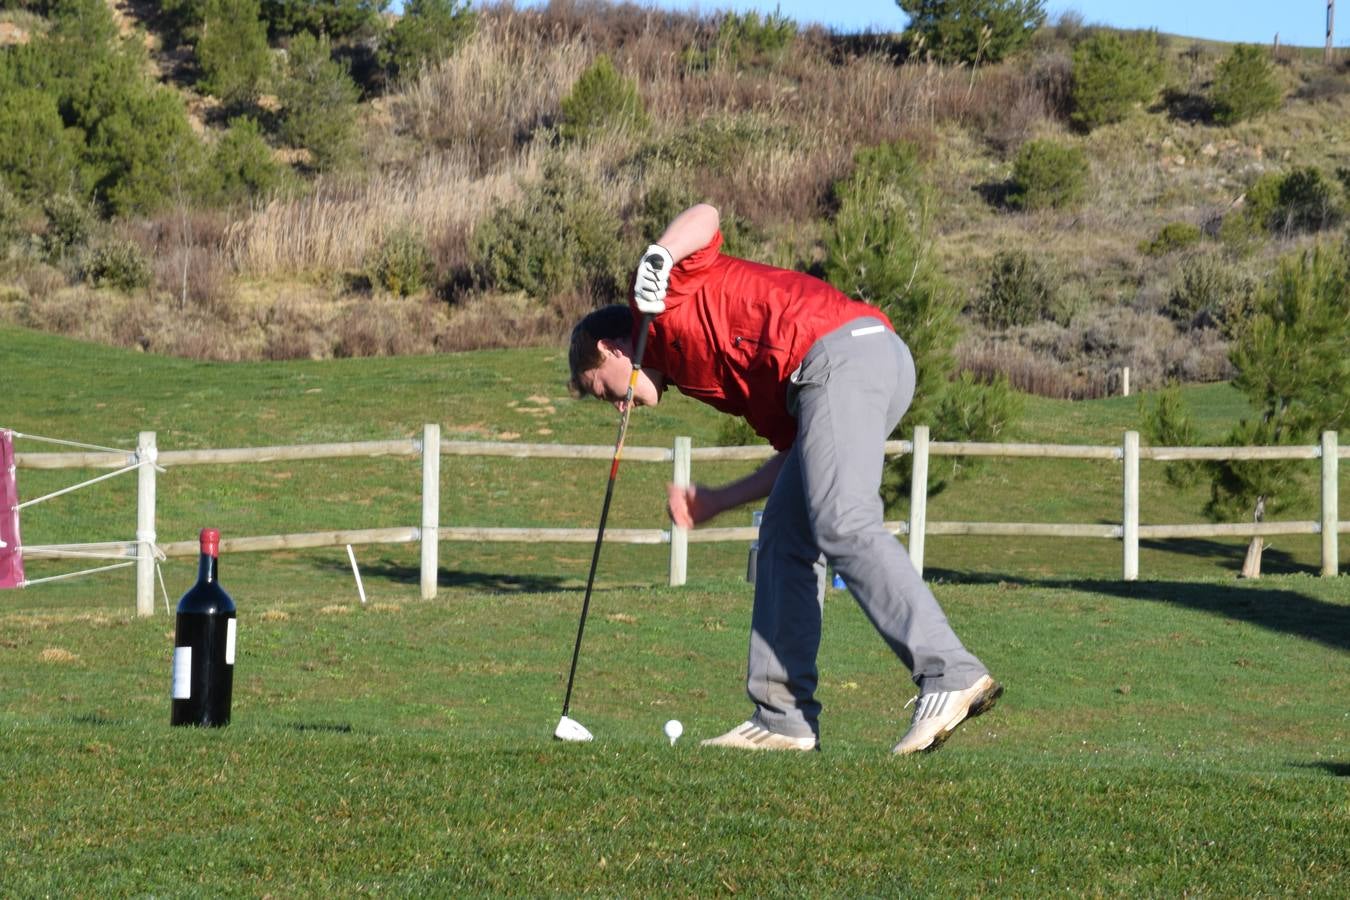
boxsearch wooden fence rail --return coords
[13,427,1345,615]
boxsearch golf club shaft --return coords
[560,317,652,719]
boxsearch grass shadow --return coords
[927,570,1349,653]
[1290,761,1349,777]
[1138,537,1310,575]
[322,558,573,595]
[289,721,355,734]
[974,178,1016,209]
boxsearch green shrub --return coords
[1139,382,1201,488]
[825,140,969,503]
[688,9,797,69]
[1165,252,1253,329]
[366,227,433,297]
[277,31,360,171]
[41,193,95,262]
[1270,167,1341,235]
[86,239,152,291]
[381,0,476,82]
[1227,168,1343,240]
[258,0,382,40]
[930,371,1023,485]
[470,161,626,302]
[206,117,291,205]
[1007,139,1089,211]
[970,249,1056,328]
[0,179,24,255]
[0,88,83,203]
[1210,44,1281,125]
[631,116,790,175]
[197,0,272,107]
[899,0,1046,65]
[1139,222,1202,257]
[559,54,648,143]
[1070,30,1165,131]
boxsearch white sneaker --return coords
[701,720,819,751]
[893,674,1003,755]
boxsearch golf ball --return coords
[663,719,683,745]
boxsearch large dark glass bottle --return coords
[171,528,236,727]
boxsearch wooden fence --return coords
[14,426,1346,615]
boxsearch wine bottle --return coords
[171,528,236,727]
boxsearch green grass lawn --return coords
[1,327,1347,894]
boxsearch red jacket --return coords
[632,232,894,450]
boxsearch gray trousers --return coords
[748,318,989,738]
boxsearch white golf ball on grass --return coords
[663,719,683,746]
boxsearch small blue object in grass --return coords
[831,571,845,590]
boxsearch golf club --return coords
[554,299,659,742]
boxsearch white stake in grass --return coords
[346,544,367,604]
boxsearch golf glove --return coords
[633,244,674,315]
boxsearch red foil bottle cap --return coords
[200,528,221,558]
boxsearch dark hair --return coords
[567,304,633,397]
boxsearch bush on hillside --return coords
[1165,251,1254,329]
[204,117,292,205]
[824,140,997,502]
[470,161,627,302]
[559,54,647,143]
[41,193,95,263]
[1140,222,1203,257]
[0,179,23,256]
[931,370,1023,481]
[258,0,383,40]
[684,9,797,69]
[3,3,204,215]
[197,0,272,107]
[970,249,1056,328]
[1226,167,1343,241]
[1007,139,1088,211]
[380,0,476,83]
[898,0,1046,66]
[277,31,360,171]
[366,227,433,297]
[1210,44,1282,125]
[86,239,153,291]
[0,88,83,203]
[1269,167,1342,235]
[1070,29,1165,131]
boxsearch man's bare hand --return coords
[667,483,719,529]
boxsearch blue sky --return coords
[400,2,1339,48]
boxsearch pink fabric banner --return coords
[0,429,24,589]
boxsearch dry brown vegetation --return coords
[3,1,1348,392]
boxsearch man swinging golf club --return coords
[568,203,1001,753]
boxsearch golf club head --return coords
[554,715,593,742]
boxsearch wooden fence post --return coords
[1322,430,1339,577]
[909,426,929,576]
[136,431,156,617]
[1123,431,1139,581]
[420,423,440,600]
[669,436,690,587]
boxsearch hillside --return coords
[0,0,1347,399]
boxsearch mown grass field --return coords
[1,327,1347,895]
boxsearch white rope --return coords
[15,449,164,512]
[156,562,171,615]
[8,431,128,454]
[21,561,135,587]
[16,462,143,510]
[22,548,138,561]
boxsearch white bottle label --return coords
[225,618,236,665]
[172,646,192,699]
